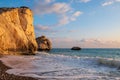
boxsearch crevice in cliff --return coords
[18,8,37,54]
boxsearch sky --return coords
[0,0,120,48]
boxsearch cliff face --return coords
[0,7,38,54]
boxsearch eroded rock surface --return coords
[36,36,52,51]
[0,7,38,54]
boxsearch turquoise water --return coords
[50,48,120,59]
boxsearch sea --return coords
[1,48,120,80]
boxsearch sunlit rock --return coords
[0,7,38,55]
[36,36,52,51]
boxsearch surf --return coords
[0,51,120,79]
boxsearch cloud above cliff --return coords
[35,25,58,37]
[35,25,50,32]
[35,25,57,34]
[33,0,82,26]
[34,1,71,15]
[102,0,120,6]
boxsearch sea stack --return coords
[71,47,81,50]
[36,36,52,51]
[0,7,38,55]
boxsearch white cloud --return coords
[33,0,83,26]
[51,38,120,48]
[51,37,76,48]
[71,0,91,3]
[35,25,50,31]
[35,25,58,37]
[79,39,120,48]
[102,1,114,6]
[80,0,91,3]
[52,3,71,14]
[102,0,120,6]
[73,11,82,17]
[116,0,120,2]
[34,1,71,16]
[58,15,69,25]
[58,11,82,25]
[70,11,83,21]
[34,2,71,15]
[45,0,54,3]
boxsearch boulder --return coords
[71,47,81,50]
[36,36,52,51]
[0,7,38,55]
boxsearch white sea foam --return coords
[0,52,120,80]
[98,58,120,67]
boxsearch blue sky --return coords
[0,0,120,48]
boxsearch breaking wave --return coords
[0,52,120,80]
[98,58,120,68]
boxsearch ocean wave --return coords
[37,51,120,68]
[98,58,120,68]
[0,52,119,79]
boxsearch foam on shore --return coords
[98,58,120,68]
[0,52,120,80]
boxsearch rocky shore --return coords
[0,54,38,80]
[0,59,38,80]
[0,7,52,80]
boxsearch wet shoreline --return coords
[0,53,120,80]
[0,60,39,80]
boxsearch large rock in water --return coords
[71,47,81,50]
[0,7,38,55]
[36,36,52,51]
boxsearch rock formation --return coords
[36,36,52,51]
[71,47,81,50]
[0,7,38,55]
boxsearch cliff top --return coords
[0,6,31,14]
[0,6,30,9]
